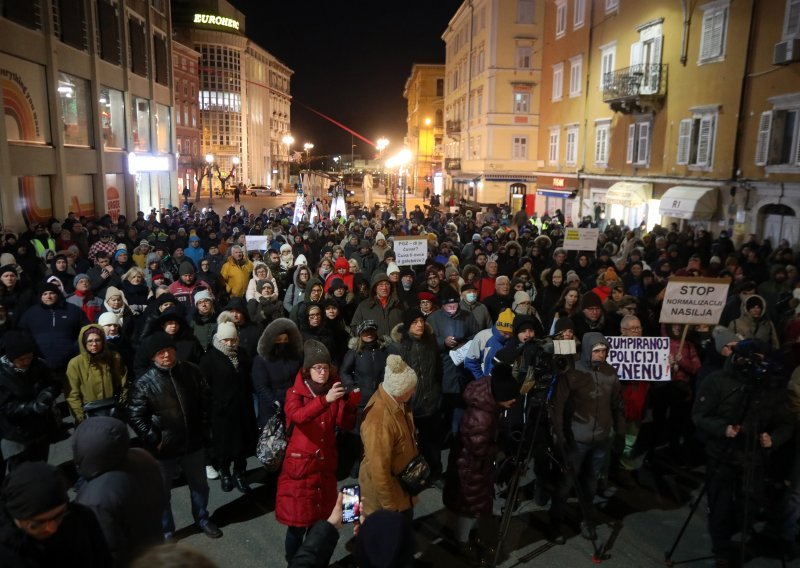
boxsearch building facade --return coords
[403,64,445,195]
[172,0,292,194]
[0,0,177,229]
[173,39,201,198]
[442,0,544,209]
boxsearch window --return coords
[128,16,147,77]
[549,128,560,164]
[99,86,125,149]
[517,46,532,69]
[599,43,616,90]
[513,136,528,159]
[677,111,717,167]
[552,63,564,100]
[155,104,170,153]
[153,33,169,86]
[518,0,534,24]
[574,0,585,29]
[477,91,483,115]
[514,91,530,114]
[2,1,41,30]
[595,121,611,165]
[55,0,87,51]
[699,1,729,63]
[556,1,567,38]
[436,78,444,97]
[57,73,92,146]
[97,0,120,65]
[566,125,579,165]
[605,0,619,12]
[569,56,582,97]
[785,0,800,37]
[755,106,800,167]
[131,97,150,152]
[626,121,651,165]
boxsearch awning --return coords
[659,186,718,220]
[537,188,574,199]
[605,182,651,207]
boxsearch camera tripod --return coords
[491,372,610,567]
[663,376,787,567]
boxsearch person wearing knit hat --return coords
[512,290,533,315]
[4,330,37,361]
[73,273,90,288]
[359,354,419,516]
[496,308,515,335]
[276,340,359,561]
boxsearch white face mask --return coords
[465,292,477,303]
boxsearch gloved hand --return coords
[346,388,362,407]
[35,390,54,408]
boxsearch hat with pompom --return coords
[382,354,418,397]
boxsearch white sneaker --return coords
[206,465,219,480]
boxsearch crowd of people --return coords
[0,199,799,567]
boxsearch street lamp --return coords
[386,148,412,227]
[376,137,389,198]
[303,142,314,170]
[415,117,432,195]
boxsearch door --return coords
[638,24,662,95]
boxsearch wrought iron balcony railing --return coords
[602,64,667,112]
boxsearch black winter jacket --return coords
[388,323,441,417]
[0,357,60,444]
[252,317,304,428]
[340,336,390,428]
[127,361,211,460]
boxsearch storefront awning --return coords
[537,188,574,199]
[605,182,651,207]
[659,186,718,220]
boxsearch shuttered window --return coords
[699,4,729,63]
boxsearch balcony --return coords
[446,120,462,136]
[602,64,667,114]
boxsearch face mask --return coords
[465,293,477,303]
[321,268,331,277]
[402,281,412,291]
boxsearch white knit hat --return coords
[216,321,238,341]
[194,289,214,304]
[382,355,418,397]
[98,312,120,327]
[386,262,400,275]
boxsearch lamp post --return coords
[386,148,412,228]
[376,137,389,198]
[415,117,431,195]
[303,142,314,170]
[282,134,294,189]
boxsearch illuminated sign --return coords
[193,13,240,30]
[553,177,565,188]
[128,153,171,175]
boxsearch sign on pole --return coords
[606,336,671,381]
[563,227,599,251]
[658,277,731,325]
[244,235,269,252]
[393,236,428,266]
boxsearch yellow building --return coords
[403,64,446,196]
[537,0,764,233]
[442,0,543,210]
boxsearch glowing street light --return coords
[303,142,314,170]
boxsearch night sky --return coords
[228,0,462,161]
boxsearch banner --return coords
[393,236,428,266]
[563,227,599,251]
[658,277,730,325]
[245,235,269,252]
[606,336,671,382]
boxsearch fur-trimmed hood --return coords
[257,317,304,359]
[505,241,523,256]
[389,321,435,344]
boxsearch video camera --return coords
[519,335,576,395]
[731,339,782,381]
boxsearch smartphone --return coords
[341,484,361,524]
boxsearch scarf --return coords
[212,335,239,370]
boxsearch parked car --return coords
[249,185,281,197]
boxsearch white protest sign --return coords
[606,336,671,382]
[393,236,428,266]
[245,235,269,252]
[563,227,599,251]
[658,277,730,325]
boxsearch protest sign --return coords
[606,336,671,382]
[658,277,730,325]
[245,235,269,252]
[393,236,428,266]
[563,228,599,251]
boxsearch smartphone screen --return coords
[341,484,361,524]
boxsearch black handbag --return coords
[83,397,122,419]
[397,454,431,496]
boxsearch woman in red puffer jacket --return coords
[276,339,359,564]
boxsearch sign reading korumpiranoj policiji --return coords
[606,336,671,381]
[658,277,731,325]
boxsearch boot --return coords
[453,541,485,567]
[233,471,251,494]
[219,467,233,493]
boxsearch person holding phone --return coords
[276,339,360,564]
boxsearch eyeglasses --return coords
[308,313,322,319]
[85,338,103,344]
[310,365,329,373]
[622,326,642,333]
